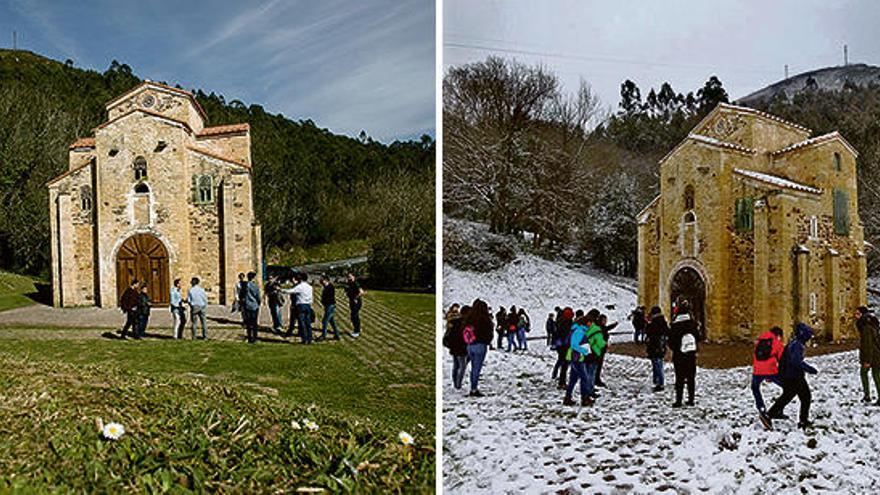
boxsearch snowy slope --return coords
[442,348,880,494]
[443,255,638,341]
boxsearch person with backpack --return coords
[668,300,698,407]
[563,309,606,406]
[594,313,618,388]
[546,312,556,347]
[765,323,818,429]
[516,308,530,351]
[443,305,470,390]
[553,307,574,387]
[752,326,786,418]
[645,306,668,392]
[855,306,880,405]
[506,305,519,352]
[465,299,494,397]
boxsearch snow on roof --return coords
[688,134,757,154]
[733,168,822,195]
[770,131,859,158]
[636,195,661,223]
[716,103,812,134]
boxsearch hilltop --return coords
[738,63,880,104]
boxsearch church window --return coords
[684,185,695,210]
[809,293,817,315]
[809,216,818,239]
[80,185,92,211]
[683,211,696,224]
[734,197,754,232]
[134,156,148,181]
[134,183,150,194]
[194,175,214,204]
[833,188,850,235]
[833,152,841,172]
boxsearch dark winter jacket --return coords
[507,313,519,334]
[668,312,698,361]
[321,283,336,307]
[600,322,618,346]
[473,319,494,345]
[780,323,818,380]
[120,287,139,312]
[495,311,507,334]
[266,280,285,307]
[645,314,669,359]
[631,308,646,332]
[546,317,556,339]
[443,317,468,356]
[556,318,573,350]
[857,312,880,367]
[136,292,151,317]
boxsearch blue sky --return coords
[0,0,435,142]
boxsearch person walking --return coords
[242,272,261,344]
[594,314,618,388]
[345,272,364,338]
[506,306,519,351]
[554,308,574,388]
[516,308,530,351]
[855,307,880,404]
[546,313,556,347]
[289,273,315,344]
[495,307,507,350]
[630,306,647,343]
[645,306,668,392]
[135,283,151,339]
[668,300,698,407]
[752,326,786,421]
[118,279,140,339]
[765,323,819,429]
[465,299,494,397]
[188,277,208,340]
[319,275,340,340]
[232,272,247,323]
[170,278,187,339]
[265,275,285,333]
[443,305,470,390]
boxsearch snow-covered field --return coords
[444,255,638,341]
[443,348,880,494]
[443,256,880,494]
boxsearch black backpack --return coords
[755,338,773,361]
[777,343,790,376]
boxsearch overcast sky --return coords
[0,0,435,142]
[444,0,880,113]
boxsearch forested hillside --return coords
[0,49,434,288]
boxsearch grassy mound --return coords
[0,272,40,312]
[0,354,433,492]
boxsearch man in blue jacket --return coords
[765,323,818,430]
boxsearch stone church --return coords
[48,81,262,308]
[637,103,867,342]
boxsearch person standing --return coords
[752,326,786,421]
[645,306,668,392]
[345,272,364,338]
[188,277,208,340]
[554,308,574,389]
[118,279,140,339]
[289,273,315,344]
[630,306,647,343]
[506,306,518,352]
[516,308,530,351]
[242,272,261,344]
[495,307,507,350]
[319,275,340,340]
[546,313,556,347]
[443,304,470,390]
[594,314,618,388]
[170,278,187,339]
[232,272,246,323]
[766,323,819,429]
[265,275,285,333]
[465,299,494,397]
[563,311,604,407]
[668,300,698,407]
[855,306,880,405]
[135,283,151,339]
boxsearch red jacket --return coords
[752,330,784,376]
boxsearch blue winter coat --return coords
[567,323,592,362]
[781,323,818,380]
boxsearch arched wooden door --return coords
[116,233,169,306]
[670,267,706,340]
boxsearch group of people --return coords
[118,272,365,344]
[494,306,531,351]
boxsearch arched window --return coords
[80,185,92,211]
[809,215,818,239]
[134,183,150,194]
[684,185,695,210]
[833,152,841,172]
[684,211,696,224]
[734,197,754,232]
[133,156,147,181]
[193,175,214,204]
[833,188,850,235]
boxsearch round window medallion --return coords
[141,94,155,108]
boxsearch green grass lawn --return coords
[0,290,436,492]
[0,271,40,312]
[268,239,370,267]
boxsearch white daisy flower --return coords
[398,431,414,446]
[102,422,125,440]
[304,419,319,431]
[291,420,302,430]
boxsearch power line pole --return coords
[12,30,16,50]
[844,44,848,66]
[784,64,789,79]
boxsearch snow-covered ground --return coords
[444,255,638,341]
[443,348,880,494]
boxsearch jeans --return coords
[269,303,283,331]
[297,304,313,344]
[517,328,528,350]
[121,310,138,338]
[136,314,149,338]
[350,298,362,334]
[191,305,207,339]
[769,376,812,423]
[171,306,187,339]
[506,333,516,351]
[452,354,468,389]
[467,342,488,392]
[322,304,339,338]
[651,357,664,387]
[751,374,783,412]
[566,360,597,399]
[860,366,880,398]
[243,308,259,342]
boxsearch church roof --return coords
[688,134,757,154]
[186,145,250,169]
[197,123,250,137]
[713,103,812,134]
[93,108,194,134]
[733,168,822,195]
[770,131,859,158]
[636,195,661,223]
[69,137,95,150]
[105,81,207,122]
[46,161,92,186]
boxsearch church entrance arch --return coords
[116,233,169,306]
[670,266,706,340]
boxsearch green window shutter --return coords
[207,175,215,203]
[191,175,199,204]
[834,188,850,235]
[734,197,753,232]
